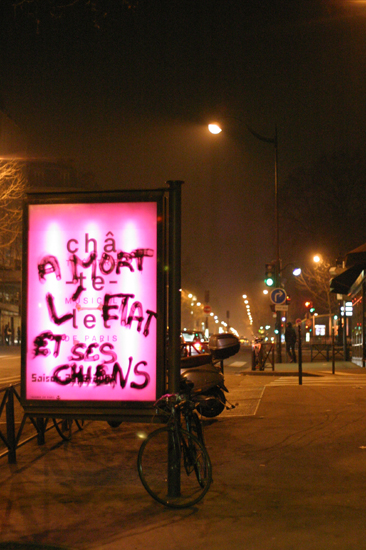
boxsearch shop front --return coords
[0,304,20,345]
[330,243,366,367]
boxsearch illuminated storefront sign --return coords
[22,194,164,409]
[314,324,326,337]
[341,302,353,317]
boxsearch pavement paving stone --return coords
[1,361,366,549]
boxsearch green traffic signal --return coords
[265,263,276,287]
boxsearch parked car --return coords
[181,330,210,356]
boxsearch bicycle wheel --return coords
[52,418,84,441]
[184,410,210,486]
[137,426,212,509]
[184,409,204,444]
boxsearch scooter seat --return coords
[180,353,212,370]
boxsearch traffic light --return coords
[305,319,312,330]
[305,301,315,314]
[265,263,276,287]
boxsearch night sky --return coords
[1,0,366,336]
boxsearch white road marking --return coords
[228,361,247,367]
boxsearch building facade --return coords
[0,109,95,344]
[330,244,366,368]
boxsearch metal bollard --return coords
[36,418,46,445]
[6,387,16,464]
[252,348,256,370]
[298,325,302,386]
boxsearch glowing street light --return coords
[210,117,281,358]
[208,123,222,135]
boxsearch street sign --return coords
[270,288,287,305]
[296,318,302,326]
[203,305,212,314]
[275,304,288,311]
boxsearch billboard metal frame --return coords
[20,186,179,423]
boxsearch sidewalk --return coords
[1,361,366,549]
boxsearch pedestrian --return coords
[5,324,11,345]
[285,322,297,363]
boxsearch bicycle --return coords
[137,380,212,508]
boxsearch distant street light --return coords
[280,262,302,278]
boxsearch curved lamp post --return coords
[208,120,279,276]
[209,119,281,359]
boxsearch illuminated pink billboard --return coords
[23,198,161,404]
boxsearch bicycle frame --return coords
[138,388,212,508]
[153,390,203,498]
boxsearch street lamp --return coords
[208,123,222,135]
[209,119,281,358]
[208,120,279,272]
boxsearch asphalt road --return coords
[0,346,21,386]
[224,345,252,373]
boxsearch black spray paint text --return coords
[52,357,150,389]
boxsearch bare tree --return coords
[295,257,337,315]
[280,150,366,260]
[0,160,26,258]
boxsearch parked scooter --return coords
[108,332,240,427]
[180,333,240,418]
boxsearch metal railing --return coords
[0,383,85,464]
[251,342,275,371]
[0,383,41,463]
